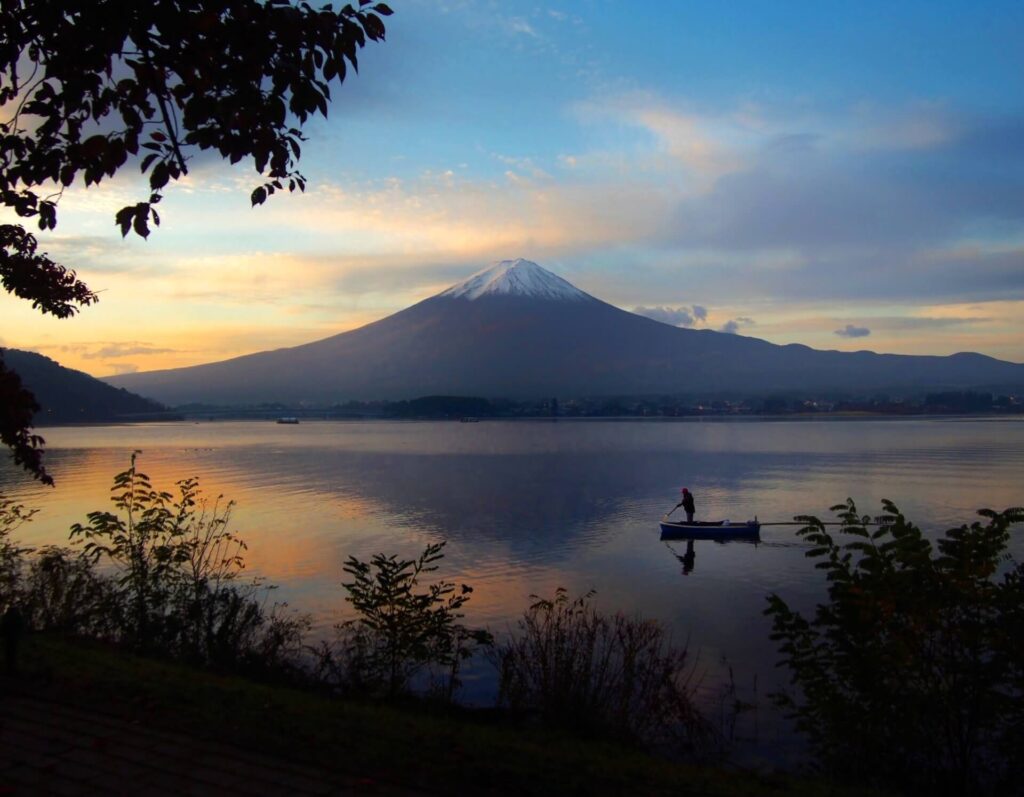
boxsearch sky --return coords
[3,0,1024,376]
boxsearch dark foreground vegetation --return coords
[5,634,867,797]
[1,458,713,750]
[767,500,1024,796]
[2,457,1021,795]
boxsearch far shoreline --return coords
[31,410,1024,431]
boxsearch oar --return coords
[665,502,683,519]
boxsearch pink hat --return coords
[681,487,689,493]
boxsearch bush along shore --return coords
[2,456,1021,795]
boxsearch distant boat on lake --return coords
[276,417,300,424]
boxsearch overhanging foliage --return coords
[0,0,392,481]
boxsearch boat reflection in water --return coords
[660,522,762,576]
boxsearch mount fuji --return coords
[106,258,1024,405]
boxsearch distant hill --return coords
[2,349,169,423]
[106,259,1024,405]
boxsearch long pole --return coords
[759,521,882,526]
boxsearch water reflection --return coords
[663,536,764,576]
[2,419,1022,723]
[3,419,1023,613]
[674,539,697,576]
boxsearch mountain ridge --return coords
[2,349,170,422]
[104,260,1024,406]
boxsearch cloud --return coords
[720,317,755,334]
[835,324,871,338]
[244,170,673,271]
[19,234,155,275]
[574,94,752,186]
[83,343,180,359]
[852,315,989,331]
[633,305,698,327]
[503,17,539,38]
[857,109,959,152]
[106,363,139,375]
[617,104,1024,305]
[25,341,182,365]
[30,97,1024,313]
[9,80,1024,367]
[304,98,1023,312]
[631,304,722,328]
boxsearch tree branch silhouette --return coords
[0,0,392,482]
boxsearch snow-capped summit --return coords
[439,258,593,302]
[106,256,1024,407]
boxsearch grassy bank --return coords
[4,633,878,796]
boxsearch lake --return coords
[3,417,1023,764]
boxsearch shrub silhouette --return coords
[495,588,711,749]
[24,546,119,636]
[766,499,1024,795]
[0,494,34,614]
[319,541,491,699]
[67,453,307,670]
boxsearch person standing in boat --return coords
[680,487,695,523]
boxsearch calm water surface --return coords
[3,417,1023,763]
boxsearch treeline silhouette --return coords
[177,390,1023,421]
